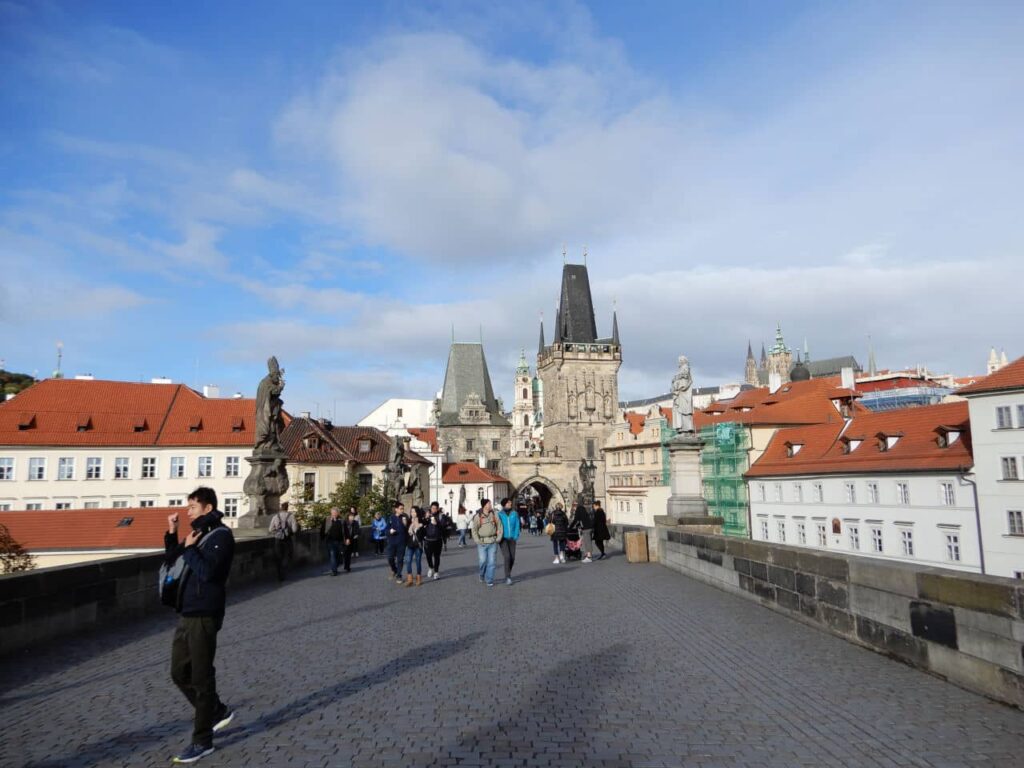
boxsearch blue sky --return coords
[2,1,1022,421]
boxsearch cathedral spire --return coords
[611,307,620,346]
[556,263,598,343]
[868,335,877,376]
[760,342,767,368]
[538,314,546,357]
[746,340,754,361]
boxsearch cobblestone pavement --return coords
[2,535,1024,767]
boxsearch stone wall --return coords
[648,523,1024,708]
[0,531,325,657]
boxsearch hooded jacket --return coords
[471,508,503,545]
[163,511,235,626]
[497,508,520,541]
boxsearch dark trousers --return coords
[424,539,443,572]
[595,537,606,556]
[343,543,356,571]
[373,538,386,555]
[326,540,342,574]
[273,538,293,581]
[386,541,406,576]
[499,539,517,579]
[170,616,224,749]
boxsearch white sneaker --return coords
[427,568,434,578]
[559,553,566,563]
[583,556,593,563]
[432,572,439,580]
[553,557,560,564]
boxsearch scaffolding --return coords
[700,423,750,538]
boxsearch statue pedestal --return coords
[666,433,708,518]
[238,450,289,530]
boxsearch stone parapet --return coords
[649,522,1024,709]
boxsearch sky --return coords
[1,0,1022,422]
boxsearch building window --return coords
[871,527,883,553]
[845,482,856,504]
[226,456,240,477]
[940,482,955,506]
[1014,571,1024,580]
[112,500,128,509]
[358,473,372,497]
[29,458,46,480]
[774,484,783,502]
[901,529,914,556]
[638,501,644,515]
[58,457,75,481]
[115,457,130,479]
[139,499,155,508]
[817,523,827,547]
[170,457,185,479]
[198,456,213,478]
[945,532,961,562]
[55,502,71,510]
[896,482,910,505]
[466,439,474,451]
[357,439,371,453]
[491,440,500,451]
[1018,405,1024,428]
[168,498,183,507]
[867,482,879,505]
[488,459,500,471]
[794,483,803,503]
[1007,510,1024,535]
[1001,457,1019,480]
[0,504,9,511]
[84,501,100,510]
[638,452,645,465]
[0,457,12,481]
[26,502,43,510]
[86,457,102,480]
[758,483,767,502]
[613,453,620,467]
[996,405,1013,429]
[397,407,404,418]
[813,482,823,503]
[797,521,806,544]
[586,439,596,459]
[777,520,786,542]
[760,519,769,539]
[223,497,239,517]
[142,457,157,479]
[848,525,860,551]
[303,472,316,501]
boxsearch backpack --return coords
[273,512,293,540]
[158,527,230,609]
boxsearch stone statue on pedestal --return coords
[383,435,420,507]
[240,356,290,527]
[253,357,285,455]
[671,355,694,434]
[577,458,596,506]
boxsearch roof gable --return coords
[958,355,1024,395]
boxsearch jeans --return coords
[373,538,386,555]
[499,539,517,580]
[477,542,498,584]
[552,538,566,556]
[404,546,422,576]
[170,616,224,749]
[386,541,406,577]
[424,540,443,572]
[458,529,468,546]
[326,540,342,574]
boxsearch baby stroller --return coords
[564,523,584,562]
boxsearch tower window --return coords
[523,388,528,399]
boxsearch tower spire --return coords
[868,335,877,376]
[538,313,546,357]
[611,306,620,346]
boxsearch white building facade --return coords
[960,357,1024,578]
[357,398,436,431]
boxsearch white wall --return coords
[0,446,247,516]
[749,472,980,573]
[357,399,435,430]
[608,485,669,528]
[440,481,511,516]
[966,390,1024,578]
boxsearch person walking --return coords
[497,498,520,585]
[404,508,424,586]
[267,506,298,581]
[592,500,611,560]
[164,487,235,764]
[422,502,445,580]
[386,502,409,584]
[322,507,344,576]
[456,506,470,546]
[550,503,569,563]
[471,499,503,587]
[570,502,595,563]
[440,509,452,551]
[371,511,387,556]
[342,507,360,572]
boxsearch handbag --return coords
[544,523,555,537]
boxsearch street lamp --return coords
[448,489,454,512]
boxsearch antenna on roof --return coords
[479,325,483,343]
[53,341,64,379]
[583,245,588,265]
[562,244,567,264]
[451,323,455,343]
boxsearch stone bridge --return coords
[2,534,1023,767]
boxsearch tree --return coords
[357,476,389,524]
[0,522,34,574]
[290,476,383,530]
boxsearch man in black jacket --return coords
[342,507,360,573]
[322,507,344,576]
[164,486,236,764]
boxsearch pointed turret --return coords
[746,340,754,361]
[516,348,529,376]
[538,316,546,357]
[760,342,767,369]
[611,309,620,346]
[868,336,878,376]
[556,263,598,343]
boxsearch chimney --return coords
[232,392,243,399]
[300,411,311,419]
[202,385,220,399]
[841,367,855,390]
[478,452,486,469]
[768,371,782,394]
[5,392,14,401]
[74,374,95,381]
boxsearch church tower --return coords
[766,323,793,385]
[744,341,758,386]
[536,262,622,502]
[511,349,535,456]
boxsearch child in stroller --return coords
[564,522,584,561]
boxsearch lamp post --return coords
[448,489,454,514]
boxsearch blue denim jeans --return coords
[404,546,422,576]
[326,541,342,574]
[458,529,468,546]
[477,542,498,584]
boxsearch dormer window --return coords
[357,439,372,453]
[841,438,862,454]
[189,417,203,433]
[76,415,93,432]
[785,442,803,457]
[302,434,321,450]
[935,427,960,448]
[133,418,148,433]
[17,414,36,431]
[231,417,244,432]
[876,432,901,451]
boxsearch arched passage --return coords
[514,476,565,513]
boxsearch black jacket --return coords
[163,511,234,625]
[593,507,610,542]
[421,515,444,542]
[551,509,570,541]
[323,516,345,542]
[570,504,593,531]
[342,519,360,546]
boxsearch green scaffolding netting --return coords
[700,423,750,538]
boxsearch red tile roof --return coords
[408,427,439,452]
[746,401,972,478]
[957,356,1024,395]
[281,418,431,467]
[695,377,863,430]
[441,462,510,484]
[0,507,185,551]
[624,412,646,436]
[0,379,257,447]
